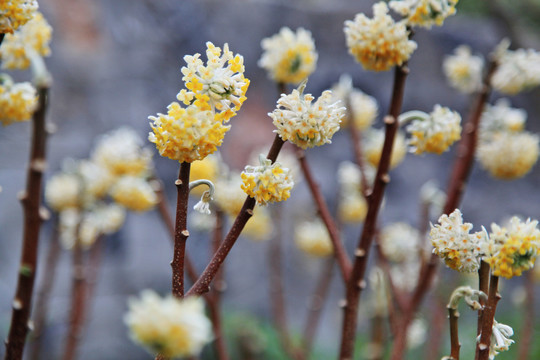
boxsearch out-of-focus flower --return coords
[430,209,486,273]
[485,217,540,278]
[363,128,407,169]
[407,318,427,349]
[1,11,52,69]
[379,222,420,263]
[344,2,417,72]
[78,160,114,200]
[336,161,370,224]
[491,43,540,95]
[295,219,333,257]
[241,156,293,206]
[78,203,126,248]
[178,42,249,122]
[331,75,378,130]
[443,45,484,94]
[479,99,526,137]
[338,194,368,224]
[149,102,229,163]
[259,27,317,85]
[404,105,462,155]
[419,180,446,219]
[93,127,153,177]
[389,0,458,28]
[45,172,81,212]
[477,131,539,180]
[189,154,220,196]
[110,176,158,212]
[486,320,514,359]
[241,207,272,242]
[0,0,38,33]
[214,174,245,216]
[125,290,212,358]
[0,76,37,126]
[269,82,344,149]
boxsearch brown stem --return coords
[476,261,490,335]
[296,149,352,282]
[62,237,86,360]
[186,135,284,296]
[302,257,334,357]
[448,306,461,360]
[476,275,500,360]
[4,86,49,360]
[346,97,370,198]
[517,270,534,360]
[425,296,446,360]
[28,217,61,360]
[171,162,191,298]
[339,64,409,360]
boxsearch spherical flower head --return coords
[45,172,82,212]
[110,176,158,212]
[491,45,540,95]
[295,220,333,257]
[485,217,540,278]
[1,11,52,70]
[380,222,420,263]
[477,131,539,180]
[389,0,458,28]
[78,160,114,200]
[269,82,344,149]
[0,0,38,33]
[363,128,407,169]
[331,75,378,130]
[430,209,486,272]
[92,127,153,177]
[178,42,249,122]
[443,45,484,94]
[149,102,229,163]
[189,154,220,197]
[479,99,526,138]
[344,2,417,72]
[125,290,212,358]
[405,105,462,155]
[336,161,371,224]
[0,77,37,126]
[240,156,294,206]
[259,27,318,84]
[241,207,273,242]
[214,174,245,216]
[78,203,126,248]
[338,194,368,224]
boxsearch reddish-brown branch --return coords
[4,86,49,360]
[476,275,500,360]
[448,306,461,360]
[171,162,191,298]
[297,149,352,282]
[517,270,534,360]
[28,217,61,360]
[476,261,490,335]
[187,135,284,296]
[339,64,409,360]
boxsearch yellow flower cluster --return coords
[241,156,293,206]
[45,172,82,212]
[0,77,37,126]
[295,220,333,257]
[110,176,157,212]
[491,44,540,95]
[485,217,540,278]
[1,11,52,69]
[336,161,369,224]
[363,128,407,169]
[178,42,249,122]
[269,83,344,149]
[214,174,246,216]
[0,0,38,33]
[344,2,417,72]
[405,105,462,155]
[259,27,318,84]
[389,0,458,28]
[125,291,212,358]
[380,222,420,263]
[443,45,484,94]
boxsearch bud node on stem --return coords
[384,115,396,125]
[181,230,190,237]
[338,299,347,308]
[13,299,22,310]
[246,209,254,216]
[381,174,390,184]
[354,248,366,257]
[175,179,183,186]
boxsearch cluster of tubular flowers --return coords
[269,82,344,149]
[363,128,407,169]
[344,2,417,72]
[124,291,212,358]
[0,11,52,69]
[443,45,484,94]
[109,176,158,212]
[336,161,370,224]
[430,209,487,273]
[295,219,333,257]
[404,105,462,155]
[178,42,249,122]
[389,0,458,28]
[380,222,421,263]
[0,0,38,33]
[477,100,539,180]
[240,156,293,206]
[488,320,514,358]
[258,27,317,85]
[491,42,540,95]
[331,75,378,130]
[484,217,540,278]
[0,75,37,126]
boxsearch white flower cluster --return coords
[479,99,526,137]
[389,0,458,28]
[331,75,378,130]
[491,45,540,95]
[337,161,370,224]
[0,78,37,126]
[295,219,333,257]
[488,320,514,359]
[380,222,420,263]
[443,45,484,93]
[269,82,344,149]
[363,128,407,169]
